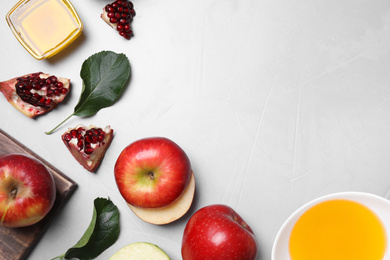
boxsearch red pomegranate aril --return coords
[123,24,131,32]
[116,24,123,31]
[64,133,72,142]
[110,17,118,23]
[117,6,124,12]
[70,130,78,138]
[60,88,68,94]
[85,147,94,154]
[45,99,53,106]
[98,134,105,142]
[77,140,84,149]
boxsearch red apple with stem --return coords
[114,137,195,224]
[0,153,56,228]
[182,204,258,260]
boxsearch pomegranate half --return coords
[0,72,70,118]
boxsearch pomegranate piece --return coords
[101,0,135,40]
[0,72,70,118]
[62,124,114,172]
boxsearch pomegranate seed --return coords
[57,82,63,88]
[64,133,72,142]
[98,134,105,142]
[70,130,78,138]
[123,24,131,32]
[107,12,115,18]
[117,24,124,31]
[77,139,84,149]
[32,83,41,90]
[85,147,94,154]
[60,88,68,94]
[86,135,93,143]
[92,136,98,143]
[45,99,52,106]
[110,18,118,23]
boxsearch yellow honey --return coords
[6,0,82,60]
[289,199,387,260]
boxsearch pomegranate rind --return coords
[62,124,114,172]
[0,73,70,118]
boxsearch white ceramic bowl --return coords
[272,192,390,260]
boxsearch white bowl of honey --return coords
[6,0,83,60]
[272,192,389,260]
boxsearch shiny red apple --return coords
[182,204,258,260]
[114,137,195,224]
[0,153,56,227]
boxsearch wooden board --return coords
[0,129,77,260]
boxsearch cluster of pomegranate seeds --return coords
[15,72,68,108]
[104,0,135,39]
[64,127,107,154]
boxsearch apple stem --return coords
[10,188,17,199]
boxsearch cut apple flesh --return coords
[128,172,195,225]
[109,242,170,260]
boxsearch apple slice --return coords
[128,172,195,225]
[109,242,170,260]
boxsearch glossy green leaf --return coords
[51,198,120,260]
[46,50,130,134]
[74,50,130,117]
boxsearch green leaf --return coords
[45,50,131,134]
[51,198,120,260]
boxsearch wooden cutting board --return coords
[0,129,77,260]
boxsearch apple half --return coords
[128,171,195,225]
[109,242,170,260]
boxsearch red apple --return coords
[182,204,258,260]
[114,137,195,224]
[0,153,56,227]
